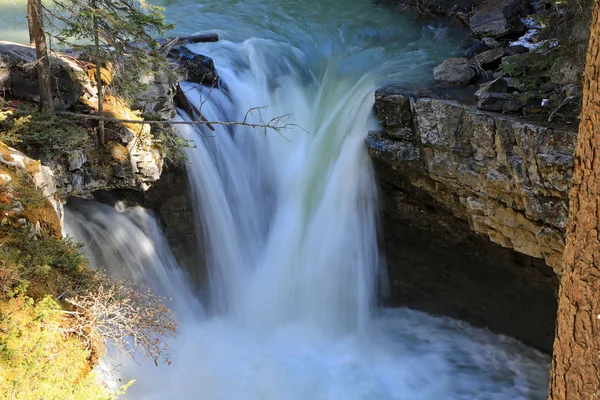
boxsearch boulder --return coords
[0,42,82,109]
[464,40,489,58]
[482,37,502,48]
[469,0,528,38]
[433,58,475,87]
[168,47,219,88]
[471,47,505,67]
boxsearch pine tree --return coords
[27,0,173,121]
[27,0,54,114]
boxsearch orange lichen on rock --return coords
[0,141,62,237]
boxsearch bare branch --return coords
[54,279,178,365]
[56,111,304,135]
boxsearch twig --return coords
[56,111,302,133]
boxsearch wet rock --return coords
[144,164,205,285]
[469,0,528,38]
[168,47,219,88]
[433,58,475,87]
[464,40,489,58]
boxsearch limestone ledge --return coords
[368,87,577,273]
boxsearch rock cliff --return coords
[368,86,576,351]
[369,86,576,273]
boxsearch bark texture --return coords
[27,0,53,114]
[549,2,600,399]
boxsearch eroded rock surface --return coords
[370,87,576,273]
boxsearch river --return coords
[3,0,550,398]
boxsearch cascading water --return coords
[62,0,551,398]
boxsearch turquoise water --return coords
[6,1,552,398]
[0,0,463,84]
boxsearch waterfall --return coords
[62,0,551,398]
[64,199,201,319]
[175,40,382,335]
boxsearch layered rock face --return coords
[370,87,576,272]
[0,42,167,198]
[369,86,576,351]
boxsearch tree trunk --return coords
[548,3,600,399]
[26,2,35,46]
[27,0,53,114]
[92,0,105,143]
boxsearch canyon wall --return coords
[368,86,577,351]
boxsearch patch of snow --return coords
[510,29,542,49]
[521,17,543,30]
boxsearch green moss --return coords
[0,295,114,400]
[500,46,559,91]
[0,101,91,163]
[0,160,115,399]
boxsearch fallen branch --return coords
[173,84,215,131]
[56,111,299,135]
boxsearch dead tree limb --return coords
[173,84,215,131]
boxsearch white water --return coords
[65,197,550,399]
[60,0,551,398]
